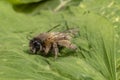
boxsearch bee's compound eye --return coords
[33,41,40,48]
[33,41,42,51]
[29,38,43,54]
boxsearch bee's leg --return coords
[53,42,59,59]
[44,44,51,55]
[58,40,77,50]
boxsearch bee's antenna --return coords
[64,20,69,30]
[61,14,69,30]
[47,24,61,32]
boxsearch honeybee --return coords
[29,28,78,59]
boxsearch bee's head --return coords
[29,38,42,54]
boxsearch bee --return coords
[29,28,78,59]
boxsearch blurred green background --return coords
[0,0,120,80]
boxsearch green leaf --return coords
[7,0,43,4]
[0,0,117,80]
[8,0,82,14]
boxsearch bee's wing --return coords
[53,28,79,40]
[58,40,77,50]
[50,32,72,40]
[63,28,79,36]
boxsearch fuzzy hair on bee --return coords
[29,28,78,59]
